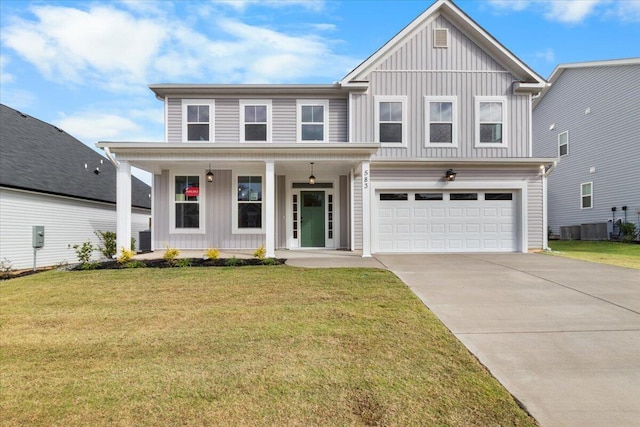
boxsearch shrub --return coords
[225,256,239,267]
[163,247,180,264]
[117,247,135,264]
[123,260,147,269]
[176,258,193,268]
[72,241,96,264]
[0,257,13,273]
[204,248,220,260]
[95,231,117,259]
[619,222,638,243]
[253,245,266,260]
[262,257,277,266]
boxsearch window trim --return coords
[424,96,458,148]
[474,96,508,148]
[581,182,593,209]
[240,99,272,143]
[182,99,214,142]
[296,99,329,143]
[232,171,265,234]
[374,95,407,148]
[558,131,569,157]
[170,172,205,234]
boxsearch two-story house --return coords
[98,0,556,258]
[533,58,640,239]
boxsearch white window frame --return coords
[233,171,265,234]
[558,131,569,157]
[240,99,272,143]
[581,182,593,209]
[170,172,205,234]
[182,99,214,142]
[374,95,407,148]
[474,96,508,148]
[296,99,329,142]
[424,96,458,148]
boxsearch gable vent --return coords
[433,28,448,48]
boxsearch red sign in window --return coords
[185,186,199,197]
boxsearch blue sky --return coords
[1,0,639,183]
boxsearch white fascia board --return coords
[372,158,558,167]
[548,57,640,83]
[149,83,346,98]
[513,82,547,95]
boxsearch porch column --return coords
[361,160,371,257]
[265,161,275,258]
[116,161,132,257]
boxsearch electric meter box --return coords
[32,226,45,248]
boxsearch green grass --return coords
[548,240,640,269]
[1,267,537,427]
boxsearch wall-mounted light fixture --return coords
[445,169,456,181]
[206,163,214,183]
[308,162,316,185]
[94,167,100,175]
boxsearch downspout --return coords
[541,161,558,250]
[103,146,119,169]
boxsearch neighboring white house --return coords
[98,0,556,258]
[533,58,640,239]
[0,104,152,270]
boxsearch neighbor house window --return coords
[581,182,593,209]
[558,131,569,157]
[172,175,202,232]
[297,100,329,142]
[475,97,507,147]
[235,175,263,232]
[375,96,406,146]
[182,100,214,142]
[240,100,271,142]
[425,96,457,147]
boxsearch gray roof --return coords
[0,104,151,209]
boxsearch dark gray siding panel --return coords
[533,64,640,234]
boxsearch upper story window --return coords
[558,131,569,157]
[297,100,329,142]
[240,100,271,142]
[171,174,203,233]
[182,100,214,142]
[475,96,507,148]
[425,96,457,147]
[375,96,407,147]
[581,182,593,209]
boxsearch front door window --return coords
[301,191,325,247]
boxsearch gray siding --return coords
[339,175,349,249]
[533,64,640,234]
[329,99,348,143]
[276,175,286,248]
[215,99,240,143]
[370,166,545,250]
[273,99,296,143]
[353,175,362,250]
[167,98,181,142]
[350,14,530,159]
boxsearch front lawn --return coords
[1,267,536,426]
[548,240,640,269]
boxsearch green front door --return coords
[301,191,325,247]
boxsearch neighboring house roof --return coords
[340,0,546,88]
[533,57,640,108]
[0,104,151,209]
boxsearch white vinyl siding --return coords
[425,96,457,148]
[182,99,214,142]
[375,96,407,147]
[475,96,507,148]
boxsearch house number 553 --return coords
[363,169,369,190]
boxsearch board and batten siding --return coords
[166,97,348,143]
[0,188,150,269]
[153,170,267,250]
[370,166,545,250]
[533,64,640,234]
[349,13,530,159]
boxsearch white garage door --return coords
[375,191,517,253]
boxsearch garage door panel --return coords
[375,191,517,253]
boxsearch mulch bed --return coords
[73,258,287,270]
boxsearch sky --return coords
[1,0,639,184]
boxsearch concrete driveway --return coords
[375,253,640,427]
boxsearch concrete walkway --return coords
[376,253,640,427]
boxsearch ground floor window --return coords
[174,175,200,229]
[237,176,263,230]
[581,182,593,209]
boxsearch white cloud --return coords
[535,48,555,63]
[613,0,640,22]
[487,0,640,24]
[311,23,337,32]
[213,0,325,12]
[56,112,141,142]
[544,0,601,24]
[0,54,15,84]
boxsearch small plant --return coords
[72,240,96,265]
[163,246,180,264]
[176,258,193,268]
[0,257,13,273]
[619,222,638,243]
[204,248,220,260]
[55,259,70,270]
[225,256,239,267]
[95,230,117,259]
[117,247,135,264]
[131,237,137,252]
[253,245,266,260]
[261,257,278,266]
[123,260,147,269]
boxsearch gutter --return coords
[544,160,558,177]
[102,146,119,169]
